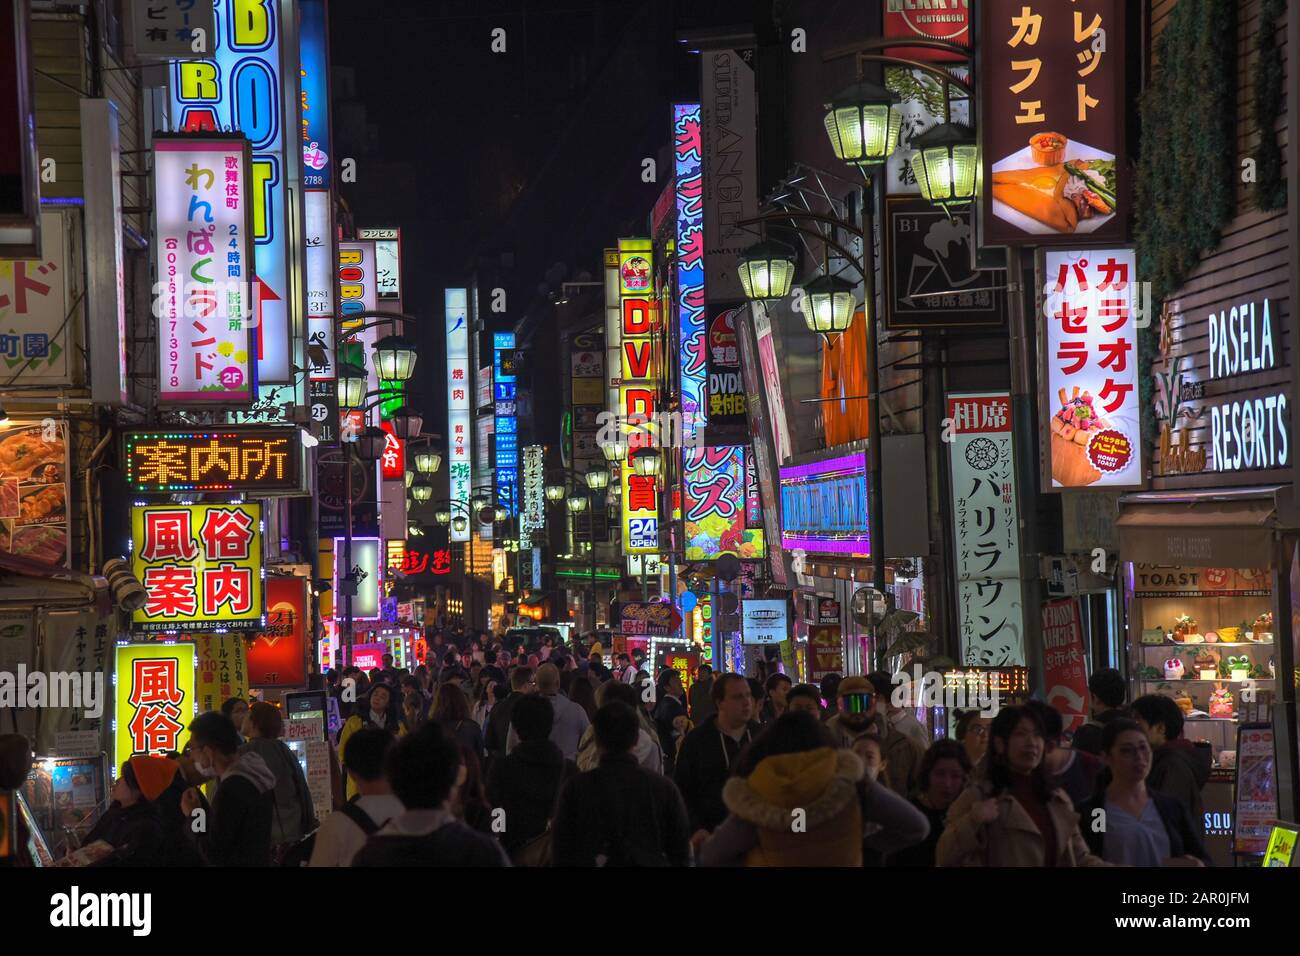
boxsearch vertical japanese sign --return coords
[114,642,197,774]
[338,240,378,439]
[0,209,73,385]
[520,445,545,549]
[359,229,401,303]
[0,421,70,567]
[152,136,255,404]
[131,502,265,631]
[1042,248,1140,488]
[128,0,215,58]
[684,446,746,561]
[1041,597,1088,734]
[700,49,757,301]
[979,0,1126,245]
[493,331,518,515]
[170,0,294,380]
[618,239,658,554]
[196,633,248,714]
[947,392,1026,666]
[446,288,471,542]
[706,306,747,425]
[81,101,128,404]
[674,103,705,440]
[378,420,404,481]
[299,0,331,189]
[248,576,308,686]
[305,190,337,442]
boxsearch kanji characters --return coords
[142,566,198,617]
[199,507,255,560]
[141,510,199,563]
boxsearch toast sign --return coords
[979,0,1127,246]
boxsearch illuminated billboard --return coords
[779,452,871,558]
[618,238,658,554]
[114,641,197,773]
[124,427,302,494]
[446,289,471,542]
[493,331,518,515]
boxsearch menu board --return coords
[0,422,69,566]
[1233,723,1277,856]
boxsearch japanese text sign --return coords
[197,632,248,714]
[620,601,681,636]
[1042,248,1141,488]
[947,392,1026,666]
[980,0,1126,245]
[124,427,301,494]
[129,0,216,59]
[520,445,545,549]
[132,502,264,632]
[0,209,74,385]
[1041,597,1088,735]
[684,445,762,561]
[248,576,308,686]
[446,288,471,542]
[114,642,196,773]
[299,0,332,188]
[170,0,293,381]
[675,103,705,441]
[152,136,255,403]
[618,238,659,554]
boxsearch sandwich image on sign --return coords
[1049,386,1130,487]
[990,133,1118,235]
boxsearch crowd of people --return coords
[0,629,1214,868]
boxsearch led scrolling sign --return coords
[124,428,302,494]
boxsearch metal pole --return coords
[588,499,596,634]
[344,449,354,664]
[862,175,887,598]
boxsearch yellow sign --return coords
[618,238,658,554]
[114,642,197,773]
[196,633,248,716]
[132,502,264,631]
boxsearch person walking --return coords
[484,665,535,767]
[826,676,924,797]
[515,663,589,761]
[652,669,689,775]
[936,705,1110,867]
[239,701,318,854]
[1071,668,1130,756]
[430,681,485,759]
[1131,694,1211,836]
[485,694,576,863]
[552,701,691,866]
[338,683,404,800]
[180,712,276,867]
[309,727,404,866]
[688,663,716,724]
[888,739,972,867]
[674,673,761,837]
[575,680,664,773]
[759,673,792,724]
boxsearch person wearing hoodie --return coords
[697,712,930,867]
[80,756,176,866]
[181,711,276,867]
[674,673,761,836]
[1131,694,1211,836]
[575,679,664,773]
[485,694,576,860]
[239,701,317,850]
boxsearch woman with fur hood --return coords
[697,711,930,866]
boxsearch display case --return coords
[1127,565,1276,764]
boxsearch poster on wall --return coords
[741,599,788,645]
[808,625,843,683]
[1233,724,1277,856]
[978,0,1126,246]
[196,633,248,716]
[114,642,197,775]
[0,209,77,386]
[1041,597,1088,735]
[0,421,69,567]
[248,576,308,687]
[1041,248,1141,488]
[947,392,1026,666]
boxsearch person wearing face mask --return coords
[698,711,929,867]
[826,676,924,797]
[338,683,404,800]
[936,705,1110,867]
[889,740,972,867]
[1075,719,1209,866]
[180,711,277,867]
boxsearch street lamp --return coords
[452,515,468,534]
[414,449,442,474]
[372,334,419,381]
[631,447,661,478]
[600,437,628,464]
[494,507,508,523]
[545,483,567,502]
[910,122,978,213]
[412,479,434,504]
[470,493,490,511]
[737,239,797,301]
[822,80,902,168]
[585,468,609,491]
[801,274,858,338]
[404,469,415,489]
[388,405,423,440]
[355,426,388,462]
[338,361,368,409]
[434,507,452,525]
[566,494,588,513]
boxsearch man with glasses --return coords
[826,675,924,797]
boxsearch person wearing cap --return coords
[79,755,177,866]
[827,676,924,797]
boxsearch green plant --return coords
[1252,0,1286,210]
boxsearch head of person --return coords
[917,739,972,809]
[657,669,683,700]
[866,672,899,714]
[112,755,178,809]
[712,673,754,730]
[187,711,242,777]
[511,693,555,745]
[696,663,713,682]
[747,678,766,707]
[220,696,248,732]
[954,709,991,764]
[786,683,823,717]
[369,668,385,686]
[820,673,842,710]
[342,726,395,791]
[596,678,640,710]
[510,665,537,695]
[985,705,1049,795]
[1130,694,1184,748]
[403,691,425,722]
[765,673,793,709]
[835,676,877,729]
[593,701,641,757]
[632,649,646,667]
[385,723,464,810]
[534,662,562,695]
[1100,717,1153,788]
[1024,700,1065,752]
[1088,668,1127,715]
[851,733,885,782]
[400,675,420,695]
[431,681,471,723]
[734,710,838,778]
[367,683,392,719]
[382,654,394,669]
[245,701,283,740]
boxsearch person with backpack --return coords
[310,728,404,866]
[552,701,691,866]
[238,701,318,856]
[485,694,576,863]
[1070,668,1130,756]
[180,712,276,867]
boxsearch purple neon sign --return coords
[779,451,870,558]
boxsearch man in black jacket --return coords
[1071,668,1130,755]
[653,669,688,775]
[552,702,691,866]
[352,723,508,866]
[486,694,575,857]
[181,712,276,866]
[484,665,535,769]
[674,673,760,837]
[1131,694,1211,835]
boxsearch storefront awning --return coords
[1117,497,1276,567]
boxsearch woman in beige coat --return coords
[937,705,1110,867]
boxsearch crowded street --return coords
[0,0,1297,935]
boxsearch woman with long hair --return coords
[1075,718,1209,866]
[430,681,485,759]
[889,739,972,867]
[936,705,1109,867]
[568,670,598,722]
[450,742,494,835]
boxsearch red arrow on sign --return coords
[254,276,279,361]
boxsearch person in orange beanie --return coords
[79,755,177,866]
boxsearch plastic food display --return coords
[1164,658,1185,680]
[1209,685,1234,719]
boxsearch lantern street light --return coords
[631,447,662,478]
[566,494,588,514]
[371,334,419,382]
[910,122,978,214]
[801,274,859,340]
[545,483,567,502]
[494,507,508,523]
[404,469,415,489]
[822,80,902,168]
[737,239,797,301]
[412,480,434,504]
[434,507,451,525]
[354,426,388,462]
[452,515,468,534]
[388,405,423,441]
[585,468,610,492]
[600,437,628,463]
[338,361,368,409]
[414,448,442,474]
